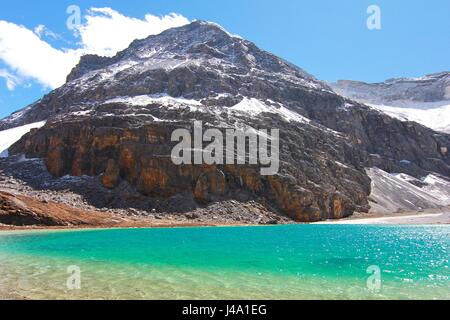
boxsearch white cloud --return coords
[76,8,189,57]
[0,68,22,90]
[33,24,45,37]
[34,24,60,40]
[0,8,189,90]
[0,20,79,88]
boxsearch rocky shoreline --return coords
[2,154,449,230]
[0,155,292,230]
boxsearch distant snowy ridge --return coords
[330,72,450,133]
[0,121,46,157]
[330,72,450,107]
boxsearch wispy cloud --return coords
[34,24,61,40]
[0,68,22,90]
[0,8,189,90]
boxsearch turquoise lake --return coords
[0,225,449,299]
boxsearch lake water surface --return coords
[0,225,448,299]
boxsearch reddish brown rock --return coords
[10,117,372,222]
[101,159,120,189]
[194,169,227,203]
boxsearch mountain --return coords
[330,72,450,133]
[1,21,449,223]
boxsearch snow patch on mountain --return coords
[105,94,203,109]
[369,103,450,133]
[0,121,46,157]
[99,61,140,81]
[230,97,310,123]
[104,94,311,124]
[193,20,243,39]
[330,72,450,133]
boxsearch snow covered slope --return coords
[368,103,450,133]
[367,167,450,214]
[0,121,46,157]
[230,97,310,123]
[330,72,450,133]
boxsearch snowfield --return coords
[230,97,310,123]
[0,121,46,157]
[369,103,450,133]
[105,94,203,110]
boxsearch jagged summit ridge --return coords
[66,20,317,85]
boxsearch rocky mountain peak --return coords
[2,20,327,131]
[67,20,240,82]
[66,20,318,88]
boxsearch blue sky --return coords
[0,0,449,119]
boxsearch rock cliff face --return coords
[11,111,371,222]
[2,21,450,221]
